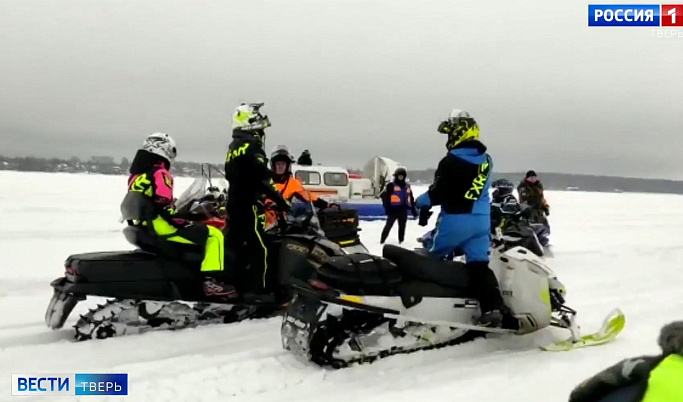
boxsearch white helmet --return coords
[448,109,471,123]
[142,132,177,163]
[232,102,271,131]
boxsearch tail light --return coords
[309,279,330,291]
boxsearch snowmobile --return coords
[44,172,367,341]
[281,238,624,368]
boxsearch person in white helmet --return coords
[123,133,237,302]
[224,103,290,295]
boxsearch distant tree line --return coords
[3,154,682,195]
[0,155,216,177]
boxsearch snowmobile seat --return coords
[120,191,204,262]
[382,245,473,289]
[66,251,198,283]
[316,253,402,294]
[122,225,204,262]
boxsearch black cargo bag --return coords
[318,208,360,242]
[317,253,402,294]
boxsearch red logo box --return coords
[662,4,683,26]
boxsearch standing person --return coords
[123,132,237,301]
[517,170,550,217]
[517,170,551,247]
[224,103,289,294]
[297,150,313,166]
[569,320,683,402]
[379,167,417,244]
[415,109,506,328]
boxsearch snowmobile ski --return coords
[540,308,625,351]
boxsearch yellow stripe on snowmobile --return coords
[340,295,363,304]
[338,239,355,245]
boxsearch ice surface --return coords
[1,171,681,402]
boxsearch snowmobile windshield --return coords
[175,176,229,214]
[175,177,208,213]
[286,200,325,237]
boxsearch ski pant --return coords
[380,209,408,243]
[151,216,225,273]
[225,203,268,293]
[426,212,490,261]
[424,212,504,313]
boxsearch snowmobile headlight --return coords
[549,277,566,296]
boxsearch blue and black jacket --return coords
[425,140,492,215]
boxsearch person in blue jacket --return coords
[415,109,506,328]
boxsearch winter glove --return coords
[418,208,432,227]
[274,198,291,213]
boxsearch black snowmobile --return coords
[45,174,367,341]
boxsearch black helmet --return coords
[270,146,293,171]
[394,167,407,179]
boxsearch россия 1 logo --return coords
[588,4,683,26]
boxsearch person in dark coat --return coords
[569,320,683,402]
[297,150,313,166]
[379,167,417,244]
[517,170,550,216]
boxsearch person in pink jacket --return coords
[125,133,237,302]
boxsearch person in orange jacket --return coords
[264,147,329,226]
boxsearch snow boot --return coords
[202,277,239,303]
[469,261,506,328]
[478,309,504,328]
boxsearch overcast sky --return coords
[1,0,682,179]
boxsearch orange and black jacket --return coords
[274,174,329,209]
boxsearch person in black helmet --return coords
[379,167,417,244]
[490,178,520,233]
[224,102,290,295]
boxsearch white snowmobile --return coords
[281,232,624,368]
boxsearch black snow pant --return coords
[468,261,506,314]
[224,203,268,294]
[380,209,408,244]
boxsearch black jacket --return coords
[297,153,312,166]
[426,140,492,215]
[569,321,683,402]
[224,130,288,211]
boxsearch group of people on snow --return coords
[123,102,556,330]
[121,102,681,400]
[123,103,330,305]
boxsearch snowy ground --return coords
[1,171,682,402]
